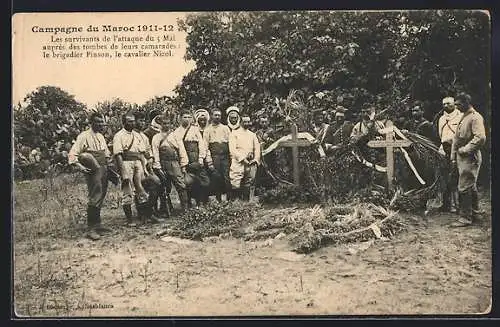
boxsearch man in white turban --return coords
[226,106,241,131]
[194,109,211,137]
[229,115,261,201]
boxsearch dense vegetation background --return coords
[13,10,490,183]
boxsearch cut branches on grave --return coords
[162,200,405,255]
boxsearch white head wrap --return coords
[226,106,240,115]
[227,110,241,130]
[194,109,210,122]
[151,115,162,132]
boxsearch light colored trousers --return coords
[121,160,148,205]
[229,158,258,189]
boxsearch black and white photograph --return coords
[12,10,491,316]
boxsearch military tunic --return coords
[451,108,486,193]
[68,128,110,208]
[113,129,148,205]
[204,123,231,195]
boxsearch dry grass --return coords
[12,174,492,316]
[13,173,124,316]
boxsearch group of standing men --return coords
[69,92,486,240]
[69,106,262,240]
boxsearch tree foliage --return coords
[93,98,140,140]
[14,86,88,149]
[175,10,490,125]
[140,95,178,130]
[175,10,490,185]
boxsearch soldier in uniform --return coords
[203,109,231,202]
[255,114,275,148]
[134,111,164,223]
[350,106,386,142]
[151,114,190,213]
[350,106,386,187]
[171,110,211,206]
[142,114,171,215]
[409,103,437,142]
[68,112,111,240]
[324,110,353,154]
[134,112,154,176]
[312,109,335,151]
[143,114,163,140]
[113,113,152,226]
[450,93,486,227]
[195,109,210,137]
[195,109,219,201]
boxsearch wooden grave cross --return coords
[278,123,315,186]
[366,120,412,191]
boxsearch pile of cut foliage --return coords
[288,203,405,253]
[163,201,405,254]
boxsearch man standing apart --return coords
[229,115,261,201]
[204,109,231,202]
[68,112,111,241]
[450,93,486,227]
[438,97,462,213]
[113,113,151,226]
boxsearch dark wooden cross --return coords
[366,120,412,191]
[278,123,315,186]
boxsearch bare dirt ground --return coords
[13,174,491,317]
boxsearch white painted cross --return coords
[367,120,412,191]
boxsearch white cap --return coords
[226,106,240,115]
